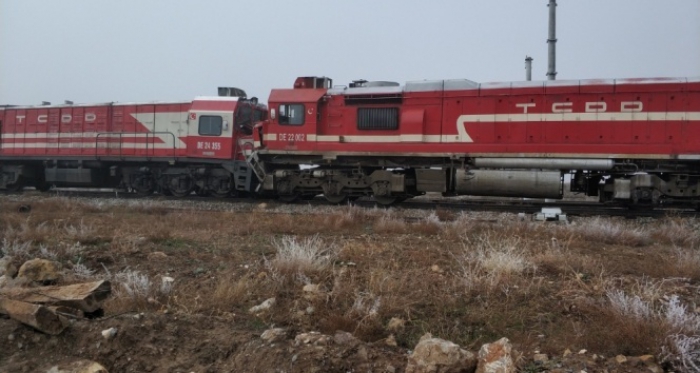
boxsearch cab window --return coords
[199,115,223,136]
[279,104,305,125]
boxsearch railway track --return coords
[24,188,699,219]
[404,199,699,218]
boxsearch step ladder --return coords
[246,151,266,182]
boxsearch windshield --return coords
[234,103,253,135]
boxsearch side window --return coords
[199,115,223,136]
[357,108,399,130]
[279,104,305,126]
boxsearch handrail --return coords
[94,132,177,158]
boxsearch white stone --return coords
[160,276,175,294]
[101,327,117,340]
[46,359,108,373]
[260,328,286,343]
[294,332,328,346]
[249,298,276,314]
[302,283,321,293]
[406,333,477,373]
[476,338,515,373]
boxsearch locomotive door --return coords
[154,104,185,158]
[135,105,155,157]
[47,109,60,155]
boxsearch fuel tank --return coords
[472,158,614,171]
[454,169,563,199]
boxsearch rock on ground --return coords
[302,283,325,301]
[386,317,406,333]
[17,258,61,284]
[475,338,515,373]
[260,327,286,343]
[406,333,477,373]
[101,327,117,340]
[0,256,18,278]
[332,331,360,347]
[45,359,108,373]
[0,275,11,288]
[249,297,276,314]
[294,331,330,346]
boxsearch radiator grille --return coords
[357,108,399,130]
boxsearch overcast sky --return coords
[1,0,699,105]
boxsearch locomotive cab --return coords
[265,76,332,154]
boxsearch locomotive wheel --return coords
[208,177,232,198]
[170,187,193,198]
[324,193,349,204]
[6,177,25,193]
[135,186,154,197]
[35,182,52,192]
[194,186,211,197]
[169,176,194,198]
[133,175,155,197]
[373,196,398,206]
[210,188,231,198]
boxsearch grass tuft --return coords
[569,217,652,246]
[265,235,335,281]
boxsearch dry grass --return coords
[458,233,536,292]
[264,235,336,281]
[567,217,653,247]
[3,194,700,371]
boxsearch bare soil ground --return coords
[1,193,699,372]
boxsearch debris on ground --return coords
[0,279,111,335]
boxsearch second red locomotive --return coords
[253,76,700,207]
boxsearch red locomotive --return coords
[254,76,700,207]
[0,88,264,197]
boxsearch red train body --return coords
[2,74,700,208]
[254,76,700,206]
[0,92,263,196]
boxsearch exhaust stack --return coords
[546,0,557,80]
[525,56,533,81]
